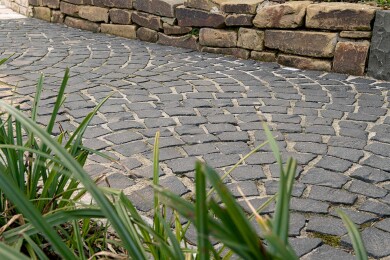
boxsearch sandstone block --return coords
[134,0,184,18]
[52,10,64,23]
[92,0,132,8]
[60,2,79,17]
[340,31,372,39]
[254,1,311,28]
[33,7,51,22]
[225,14,254,26]
[161,17,176,25]
[237,28,264,51]
[64,16,100,32]
[163,23,192,35]
[63,0,84,4]
[368,10,390,80]
[199,28,237,48]
[42,0,59,8]
[137,27,158,42]
[79,6,109,22]
[176,6,225,28]
[184,0,218,11]
[101,24,137,38]
[306,3,377,31]
[333,41,369,76]
[221,0,263,14]
[277,54,332,71]
[251,51,276,62]
[265,30,338,58]
[28,0,42,7]
[109,8,132,24]
[132,11,162,31]
[201,47,250,59]
[157,33,199,50]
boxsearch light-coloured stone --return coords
[132,11,162,31]
[92,0,132,8]
[134,0,184,18]
[277,54,332,71]
[101,24,137,39]
[109,8,132,24]
[52,10,64,23]
[163,23,192,35]
[79,6,109,23]
[60,2,79,17]
[237,28,264,51]
[42,0,59,8]
[254,1,311,28]
[251,51,276,62]
[64,16,100,32]
[199,28,237,48]
[265,30,338,58]
[306,3,377,31]
[33,6,51,22]
[340,31,372,39]
[333,41,370,76]
[225,14,254,26]
[157,33,199,50]
[221,0,263,14]
[201,46,250,59]
[184,0,219,11]
[137,27,158,42]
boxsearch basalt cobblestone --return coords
[0,16,389,258]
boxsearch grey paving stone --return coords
[217,131,249,142]
[238,197,275,214]
[327,136,366,149]
[228,165,266,181]
[166,157,198,174]
[365,142,390,157]
[286,133,322,143]
[350,166,390,183]
[104,131,143,145]
[339,127,368,139]
[215,142,251,155]
[289,238,322,257]
[105,173,135,189]
[294,142,327,155]
[328,146,364,162]
[177,116,207,125]
[308,186,357,205]
[276,123,302,133]
[265,180,306,197]
[290,198,329,213]
[204,123,237,134]
[120,158,143,170]
[362,155,390,172]
[348,179,388,198]
[183,143,218,156]
[342,227,390,258]
[271,114,301,124]
[113,141,150,156]
[160,176,189,196]
[83,139,110,150]
[226,181,259,198]
[204,153,240,168]
[164,107,196,116]
[307,216,347,236]
[147,137,184,148]
[244,152,277,165]
[301,168,349,188]
[206,114,237,124]
[144,118,176,128]
[127,186,154,212]
[302,244,354,260]
[180,134,219,144]
[175,126,205,136]
[330,208,378,225]
[375,218,390,232]
[289,213,307,236]
[359,200,390,216]
[107,120,145,131]
[315,156,353,172]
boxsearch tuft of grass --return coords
[311,232,341,248]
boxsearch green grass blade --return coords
[195,161,209,260]
[72,220,86,260]
[22,234,50,260]
[0,242,30,260]
[337,210,368,260]
[31,73,44,123]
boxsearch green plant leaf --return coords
[0,242,30,260]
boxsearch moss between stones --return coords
[309,232,341,248]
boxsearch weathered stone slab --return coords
[52,10,64,23]
[29,0,42,7]
[251,51,276,62]
[60,2,79,17]
[199,28,237,48]
[278,54,332,71]
[157,33,199,50]
[184,0,218,11]
[368,10,390,81]
[163,23,192,35]
[254,1,311,28]
[340,31,372,39]
[109,8,132,24]
[237,28,264,51]
[333,41,370,76]
[137,27,158,42]
[265,30,338,58]
[201,47,250,59]
[132,11,162,31]
[64,16,100,32]
[92,0,132,8]
[79,6,109,23]
[176,6,225,28]
[62,0,84,4]
[225,14,254,26]
[221,0,263,14]
[134,0,184,18]
[101,24,137,38]
[33,7,51,22]
[161,17,176,25]
[306,3,377,31]
[42,0,59,9]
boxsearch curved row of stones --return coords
[0,17,390,259]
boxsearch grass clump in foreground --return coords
[0,66,368,259]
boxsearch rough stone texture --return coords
[134,0,184,18]
[79,6,109,23]
[163,23,191,35]
[132,11,162,31]
[92,0,132,8]
[109,8,132,24]
[225,14,254,26]
[303,245,354,260]
[278,54,332,71]
[237,28,264,51]
[199,28,237,48]
[201,47,250,59]
[51,10,64,23]
[60,2,79,17]
[157,33,199,50]
[101,24,137,39]
[42,0,59,8]
[28,0,42,6]
[254,1,311,29]
[340,30,372,39]
[33,6,51,22]
[306,3,376,31]
[265,30,338,58]
[137,27,158,42]
[251,51,276,62]
[368,10,390,81]
[64,16,100,32]
[176,6,225,28]
[221,0,263,14]
[333,41,370,76]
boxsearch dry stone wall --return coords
[4,0,385,77]
[3,0,32,16]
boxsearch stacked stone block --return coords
[4,0,31,16]
[11,0,381,76]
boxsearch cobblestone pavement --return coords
[1,15,390,259]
